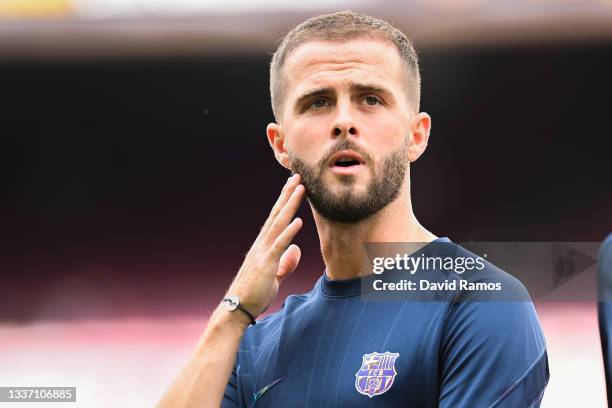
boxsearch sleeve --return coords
[221,359,242,408]
[438,300,550,408]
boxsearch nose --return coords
[333,126,357,137]
[331,100,359,138]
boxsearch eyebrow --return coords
[293,82,395,111]
[294,87,334,110]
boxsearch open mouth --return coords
[328,150,366,174]
[334,158,361,167]
[329,150,365,167]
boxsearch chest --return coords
[243,302,447,407]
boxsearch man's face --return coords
[275,39,418,223]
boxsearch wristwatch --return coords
[222,295,256,326]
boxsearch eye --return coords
[364,95,382,106]
[308,98,330,109]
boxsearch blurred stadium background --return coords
[1,0,611,406]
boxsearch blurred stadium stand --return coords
[1,0,612,58]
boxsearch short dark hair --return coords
[269,10,421,121]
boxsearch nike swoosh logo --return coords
[252,376,285,405]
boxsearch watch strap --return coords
[222,295,256,325]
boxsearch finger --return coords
[260,174,301,234]
[268,174,301,222]
[277,244,301,282]
[267,184,305,240]
[271,217,303,258]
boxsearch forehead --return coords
[283,39,406,98]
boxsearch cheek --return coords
[286,120,329,158]
[364,112,404,139]
[363,120,405,156]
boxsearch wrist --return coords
[209,304,252,332]
[195,305,250,358]
[221,295,257,326]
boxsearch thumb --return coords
[277,244,301,283]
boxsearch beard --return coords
[288,139,408,224]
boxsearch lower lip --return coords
[329,163,364,175]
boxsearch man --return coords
[158,11,549,407]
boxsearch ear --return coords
[407,112,431,162]
[266,122,291,169]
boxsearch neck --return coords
[312,181,437,281]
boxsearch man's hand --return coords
[156,174,306,408]
[226,173,305,318]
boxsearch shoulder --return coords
[438,245,549,407]
[448,243,532,302]
[439,297,549,407]
[441,243,545,348]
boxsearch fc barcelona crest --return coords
[355,351,400,398]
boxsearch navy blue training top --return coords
[222,238,549,407]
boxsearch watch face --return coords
[225,294,239,311]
